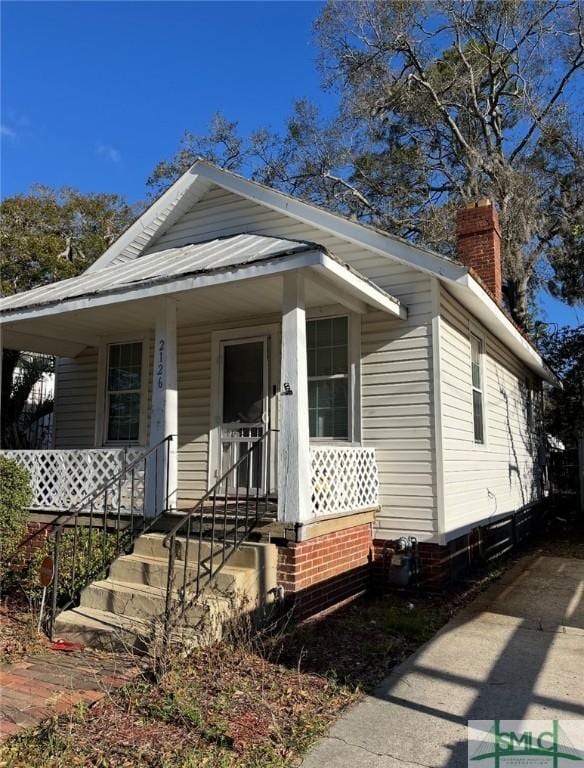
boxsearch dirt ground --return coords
[2,512,582,768]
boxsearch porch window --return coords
[471,334,485,444]
[106,342,143,442]
[307,316,349,439]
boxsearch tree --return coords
[148,113,245,190]
[1,186,136,447]
[0,351,54,449]
[0,185,136,296]
[537,324,584,445]
[149,1,584,329]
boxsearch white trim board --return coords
[95,331,151,448]
[88,160,465,282]
[208,323,280,490]
[443,279,559,386]
[430,278,445,537]
[2,159,557,386]
[82,159,555,387]
[199,163,464,282]
[86,176,214,273]
[1,250,405,325]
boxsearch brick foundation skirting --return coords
[372,502,546,590]
[277,522,372,618]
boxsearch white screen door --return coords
[219,336,268,492]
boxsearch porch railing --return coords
[162,429,275,642]
[310,446,379,517]
[43,436,174,639]
[0,448,146,511]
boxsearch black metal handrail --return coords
[47,435,174,638]
[162,429,276,640]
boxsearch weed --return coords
[0,582,498,768]
[144,689,202,727]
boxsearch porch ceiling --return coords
[0,235,406,357]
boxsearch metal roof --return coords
[0,234,322,314]
[87,159,464,278]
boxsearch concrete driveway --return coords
[301,555,584,767]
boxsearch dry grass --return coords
[0,599,49,664]
[4,517,582,768]
[1,640,357,768]
[1,590,452,768]
[0,587,497,767]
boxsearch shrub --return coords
[0,456,32,583]
[26,527,119,605]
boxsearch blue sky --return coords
[1,1,581,327]
[1,2,330,201]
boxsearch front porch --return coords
[1,443,380,523]
[1,235,396,529]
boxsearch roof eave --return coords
[40,159,557,386]
[1,250,405,325]
[196,161,466,282]
[85,168,214,273]
[445,273,560,387]
[85,159,468,282]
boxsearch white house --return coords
[0,160,558,635]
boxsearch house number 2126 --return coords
[157,339,165,388]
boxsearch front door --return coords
[218,336,269,492]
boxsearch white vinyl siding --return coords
[362,299,435,538]
[54,349,99,448]
[176,323,212,505]
[147,184,438,537]
[439,285,542,535]
[55,340,154,450]
[53,183,437,536]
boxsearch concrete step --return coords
[52,605,218,654]
[133,533,221,561]
[54,533,278,652]
[133,533,262,569]
[127,550,251,587]
[53,606,152,653]
[110,551,242,590]
[80,575,237,621]
[110,553,170,589]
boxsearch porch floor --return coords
[151,498,279,540]
[28,498,279,539]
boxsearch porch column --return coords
[278,271,312,523]
[146,298,178,516]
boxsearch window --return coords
[105,342,143,442]
[307,316,349,439]
[470,334,485,444]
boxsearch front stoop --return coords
[53,533,278,653]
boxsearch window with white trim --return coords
[105,342,143,443]
[307,316,349,439]
[470,334,485,444]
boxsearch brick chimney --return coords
[456,199,502,305]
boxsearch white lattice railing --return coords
[310,446,379,517]
[0,448,146,511]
